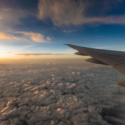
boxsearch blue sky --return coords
[0,0,125,58]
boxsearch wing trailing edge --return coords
[85,58,108,65]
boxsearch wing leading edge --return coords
[65,44,125,87]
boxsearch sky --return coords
[0,0,125,59]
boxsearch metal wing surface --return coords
[66,44,125,87]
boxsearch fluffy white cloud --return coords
[38,0,125,26]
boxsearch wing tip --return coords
[64,44,79,49]
[64,44,73,46]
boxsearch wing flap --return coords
[85,58,108,65]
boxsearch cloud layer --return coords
[0,50,75,57]
[0,63,125,125]
[15,52,60,56]
[15,51,75,56]
[38,0,125,26]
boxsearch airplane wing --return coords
[65,44,125,87]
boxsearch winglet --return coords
[65,44,84,51]
[65,44,77,49]
[118,80,125,87]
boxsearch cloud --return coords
[0,64,125,125]
[38,0,125,26]
[15,52,60,56]
[0,32,20,40]
[16,31,50,43]
[0,8,30,31]
[0,51,12,53]
[38,0,85,26]
[0,50,75,57]
[63,30,75,33]
[46,37,51,40]
[15,51,75,56]
[0,31,51,43]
